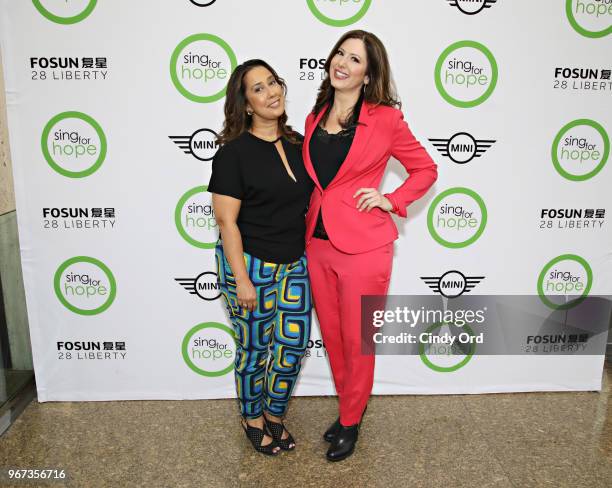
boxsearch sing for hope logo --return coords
[427,187,487,249]
[552,119,609,181]
[566,0,612,38]
[435,40,498,108]
[41,111,107,178]
[537,254,593,310]
[175,186,218,248]
[170,33,237,103]
[182,322,236,377]
[54,256,116,315]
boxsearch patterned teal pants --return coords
[215,242,311,419]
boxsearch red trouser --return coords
[306,237,393,426]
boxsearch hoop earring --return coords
[247,110,253,116]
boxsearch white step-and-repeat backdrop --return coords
[1,0,610,401]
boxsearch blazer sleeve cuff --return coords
[384,193,407,218]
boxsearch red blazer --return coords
[303,101,438,254]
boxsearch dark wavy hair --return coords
[217,59,300,145]
[314,30,401,128]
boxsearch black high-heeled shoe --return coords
[323,405,367,443]
[326,424,359,462]
[325,406,367,461]
[240,417,280,456]
[264,417,296,451]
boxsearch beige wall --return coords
[0,50,15,216]
[0,50,32,370]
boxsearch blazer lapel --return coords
[303,108,326,191]
[303,101,378,191]
[326,101,377,189]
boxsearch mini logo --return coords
[427,187,487,248]
[189,0,217,6]
[169,128,220,161]
[182,322,236,377]
[41,111,107,178]
[175,186,218,248]
[421,271,485,298]
[551,119,609,181]
[435,40,498,108]
[54,256,116,315]
[170,33,237,103]
[446,0,498,15]
[33,0,97,24]
[566,0,612,38]
[429,132,496,164]
[306,0,371,27]
[537,254,593,310]
[175,272,221,301]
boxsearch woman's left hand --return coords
[354,188,393,212]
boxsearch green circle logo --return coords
[434,40,498,108]
[566,0,612,38]
[54,256,116,315]
[418,322,476,373]
[170,33,237,103]
[537,254,593,310]
[427,187,487,249]
[175,185,218,249]
[182,322,236,377]
[306,0,372,26]
[552,119,609,181]
[32,0,97,25]
[41,111,107,178]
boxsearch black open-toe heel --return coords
[240,417,280,456]
[264,417,296,451]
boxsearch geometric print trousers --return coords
[215,241,312,419]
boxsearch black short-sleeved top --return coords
[207,131,313,264]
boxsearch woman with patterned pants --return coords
[208,59,313,456]
[216,248,311,418]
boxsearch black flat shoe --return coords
[323,417,341,443]
[324,405,367,442]
[326,424,359,462]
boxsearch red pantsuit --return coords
[307,238,392,425]
[303,102,438,426]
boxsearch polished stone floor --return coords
[1,363,610,488]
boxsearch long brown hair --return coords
[217,59,300,145]
[314,30,401,128]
